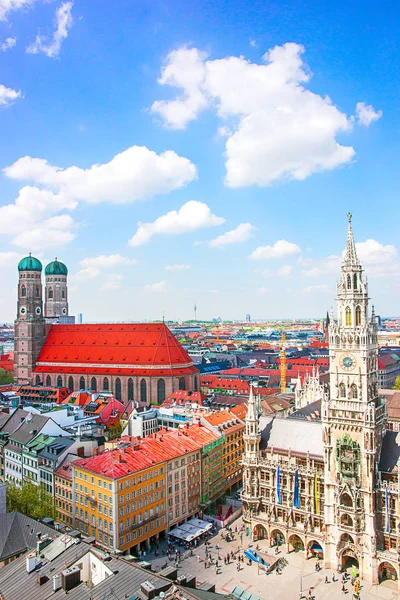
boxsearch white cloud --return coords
[303,285,330,293]
[356,239,396,265]
[5,146,197,204]
[101,273,123,291]
[278,264,292,277]
[0,37,16,51]
[151,47,209,130]
[249,239,301,260]
[249,39,258,48]
[152,43,356,187]
[0,83,22,106]
[76,254,136,278]
[301,254,341,277]
[0,0,36,20]
[26,1,73,58]
[12,214,76,249]
[165,264,191,271]
[128,200,225,247]
[1,146,196,250]
[144,281,167,293]
[0,251,22,267]
[208,222,256,248]
[356,102,382,127]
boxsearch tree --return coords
[393,377,400,390]
[0,368,13,385]
[6,482,55,519]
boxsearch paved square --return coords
[144,518,399,600]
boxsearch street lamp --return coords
[300,569,303,599]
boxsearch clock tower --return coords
[14,254,46,384]
[322,214,386,583]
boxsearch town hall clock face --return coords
[340,354,356,371]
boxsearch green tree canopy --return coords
[393,377,400,390]
[6,482,55,519]
[0,368,13,385]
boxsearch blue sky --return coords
[0,0,399,322]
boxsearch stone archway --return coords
[378,561,398,584]
[270,528,285,547]
[307,539,324,559]
[288,534,305,553]
[340,547,359,573]
[253,524,268,541]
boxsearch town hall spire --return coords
[342,212,360,268]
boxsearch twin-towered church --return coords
[14,255,199,405]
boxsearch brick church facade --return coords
[14,256,198,405]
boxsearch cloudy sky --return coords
[0,0,398,322]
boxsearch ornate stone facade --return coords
[242,216,400,588]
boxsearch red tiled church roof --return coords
[34,323,198,377]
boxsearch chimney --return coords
[26,552,36,574]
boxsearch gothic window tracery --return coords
[48,288,53,299]
[353,273,358,289]
[35,287,40,298]
[356,306,361,326]
[21,285,26,297]
[345,307,352,326]
[350,384,358,399]
[347,274,351,289]
[339,383,346,398]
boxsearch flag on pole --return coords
[314,473,319,514]
[276,466,282,504]
[385,485,390,533]
[293,470,300,508]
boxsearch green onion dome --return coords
[18,253,42,272]
[45,258,68,276]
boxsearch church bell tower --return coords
[14,254,46,384]
[322,214,386,583]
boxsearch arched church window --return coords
[35,375,41,385]
[103,377,109,391]
[345,307,352,326]
[68,376,73,390]
[179,377,185,390]
[353,274,358,289]
[140,379,147,403]
[128,378,134,401]
[57,375,63,387]
[48,288,53,299]
[356,306,361,326]
[157,379,165,404]
[62,289,65,299]
[91,377,97,392]
[21,285,26,297]
[347,274,351,289]
[35,287,40,298]
[339,383,346,398]
[46,375,52,387]
[79,376,85,389]
[115,378,121,401]
[193,375,198,391]
[350,384,358,399]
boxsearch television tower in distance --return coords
[194,302,197,322]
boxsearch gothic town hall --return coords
[242,215,400,587]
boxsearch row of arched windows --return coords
[43,374,197,400]
[345,306,362,327]
[21,286,40,298]
[347,273,358,290]
[47,288,66,299]
[339,382,358,399]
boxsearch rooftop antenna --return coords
[194,301,197,322]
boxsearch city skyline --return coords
[1,0,399,322]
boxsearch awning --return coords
[311,543,323,553]
[187,517,213,531]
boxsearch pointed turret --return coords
[342,212,360,268]
[246,381,258,422]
